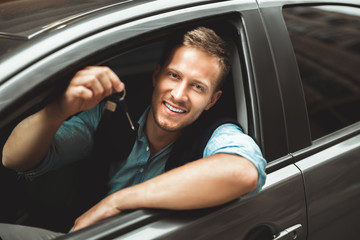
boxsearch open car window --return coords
[0,17,251,234]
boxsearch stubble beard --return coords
[152,109,182,133]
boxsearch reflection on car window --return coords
[283,5,360,140]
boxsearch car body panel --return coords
[256,5,311,153]
[240,9,289,161]
[258,1,360,239]
[294,126,360,240]
[259,1,360,239]
[257,0,360,8]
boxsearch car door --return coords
[0,1,309,239]
[258,0,360,239]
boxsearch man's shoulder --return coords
[192,115,242,142]
[165,115,241,170]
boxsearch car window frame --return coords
[278,1,360,161]
[0,2,273,154]
[258,0,360,161]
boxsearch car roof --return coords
[0,0,220,84]
[0,0,137,40]
[0,0,144,61]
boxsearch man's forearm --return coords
[116,153,258,210]
[73,153,258,231]
[2,105,66,172]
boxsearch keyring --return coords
[118,88,126,101]
[108,88,126,102]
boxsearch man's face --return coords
[150,45,222,133]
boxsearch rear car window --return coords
[283,5,360,140]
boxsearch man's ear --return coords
[152,64,161,86]
[205,90,222,111]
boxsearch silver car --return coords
[0,0,359,239]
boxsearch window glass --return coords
[283,5,360,140]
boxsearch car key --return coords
[105,89,135,131]
[118,97,136,131]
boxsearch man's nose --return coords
[171,81,188,102]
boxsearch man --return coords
[1,27,266,237]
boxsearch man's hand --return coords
[72,194,122,232]
[2,66,124,172]
[53,66,124,120]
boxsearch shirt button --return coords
[140,168,144,173]
[146,146,149,151]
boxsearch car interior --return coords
[0,20,251,233]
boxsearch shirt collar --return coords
[137,106,150,139]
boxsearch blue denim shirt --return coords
[22,104,266,195]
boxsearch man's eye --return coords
[194,84,203,91]
[169,72,179,79]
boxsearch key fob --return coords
[105,90,126,112]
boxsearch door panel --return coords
[93,164,307,239]
[57,164,307,239]
[295,133,360,239]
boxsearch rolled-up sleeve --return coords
[20,104,104,180]
[203,123,267,195]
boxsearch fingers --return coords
[71,66,124,98]
[56,66,124,117]
[71,195,121,232]
[67,85,93,100]
[106,68,124,93]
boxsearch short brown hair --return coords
[160,26,231,90]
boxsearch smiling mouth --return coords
[164,101,186,113]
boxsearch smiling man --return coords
[147,45,223,156]
[1,27,266,238]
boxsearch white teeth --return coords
[165,102,185,113]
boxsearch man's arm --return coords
[72,153,258,231]
[2,66,124,172]
[2,106,69,172]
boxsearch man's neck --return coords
[145,109,182,157]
